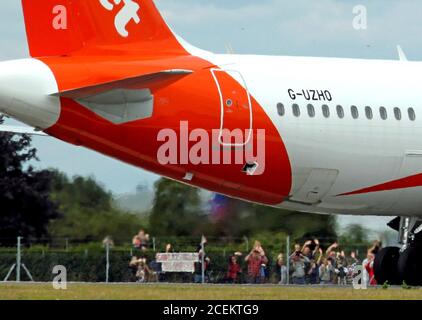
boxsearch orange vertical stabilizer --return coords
[21,0,188,57]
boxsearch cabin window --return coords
[307,104,315,118]
[394,107,402,120]
[365,106,373,120]
[351,106,359,119]
[336,105,344,119]
[322,105,330,118]
[380,107,387,120]
[277,103,285,116]
[292,104,300,117]
[408,108,416,121]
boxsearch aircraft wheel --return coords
[398,244,422,286]
[374,247,400,285]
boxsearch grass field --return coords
[0,283,421,300]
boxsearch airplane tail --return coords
[21,0,187,57]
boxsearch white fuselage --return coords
[2,52,422,218]
[210,54,422,217]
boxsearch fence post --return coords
[201,235,205,284]
[16,236,21,282]
[286,235,290,285]
[153,237,156,252]
[105,242,110,283]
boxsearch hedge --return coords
[0,246,260,283]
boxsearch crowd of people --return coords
[128,229,382,286]
[222,239,382,286]
[279,239,381,286]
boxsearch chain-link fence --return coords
[0,235,376,285]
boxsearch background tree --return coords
[340,224,370,244]
[208,195,337,244]
[0,117,59,246]
[149,178,207,236]
[48,170,146,243]
[149,178,337,242]
[338,223,372,255]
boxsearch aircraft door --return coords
[211,68,253,147]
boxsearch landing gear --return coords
[398,244,422,286]
[374,247,400,285]
[374,216,422,286]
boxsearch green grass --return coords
[0,283,421,300]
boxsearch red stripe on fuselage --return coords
[338,173,422,196]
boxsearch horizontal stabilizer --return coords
[53,69,193,100]
[0,125,48,136]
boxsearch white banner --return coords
[156,253,199,273]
